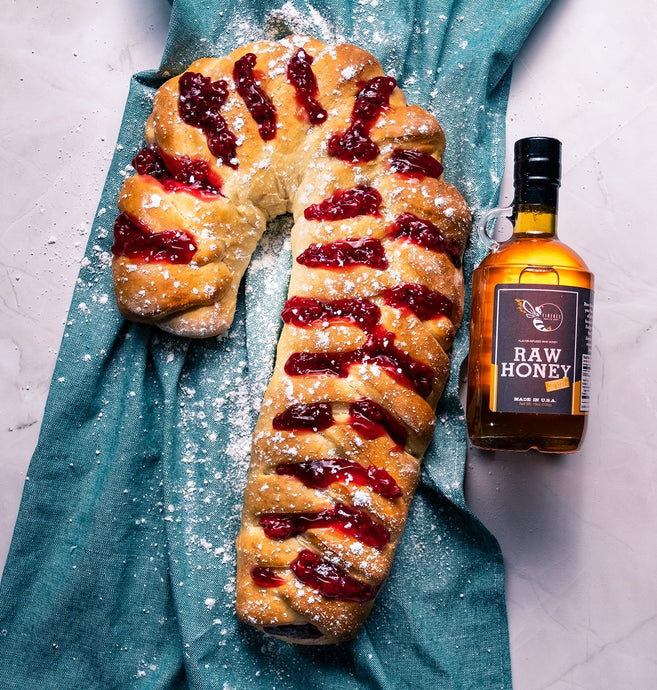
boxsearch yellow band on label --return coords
[546,377,570,392]
[489,364,498,411]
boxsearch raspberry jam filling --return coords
[328,76,397,163]
[348,399,408,449]
[262,623,323,640]
[304,185,382,221]
[296,237,388,270]
[271,398,406,449]
[390,212,461,268]
[159,153,224,196]
[276,457,402,499]
[287,48,327,125]
[132,147,168,177]
[132,148,223,197]
[284,325,434,398]
[290,549,377,603]
[251,567,286,588]
[389,148,444,179]
[177,71,237,167]
[233,53,277,141]
[259,502,390,549]
[281,296,380,331]
[272,402,333,432]
[290,549,378,602]
[381,283,454,321]
[111,213,197,264]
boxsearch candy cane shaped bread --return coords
[111,35,471,643]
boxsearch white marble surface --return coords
[1,0,656,687]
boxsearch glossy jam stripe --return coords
[275,458,402,499]
[250,567,286,587]
[132,147,168,177]
[348,399,408,449]
[158,152,224,196]
[328,76,397,163]
[259,502,390,549]
[177,71,238,167]
[233,53,277,141]
[111,213,197,264]
[287,48,327,125]
[272,402,334,432]
[304,185,382,221]
[284,325,434,398]
[271,397,407,450]
[390,212,461,268]
[281,296,380,331]
[381,283,453,321]
[389,148,444,179]
[131,148,223,197]
[296,237,388,270]
[290,549,378,602]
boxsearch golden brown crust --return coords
[111,35,471,643]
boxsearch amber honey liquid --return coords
[466,209,594,452]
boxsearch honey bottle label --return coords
[490,284,593,415]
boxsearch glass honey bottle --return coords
[466,137,594,452]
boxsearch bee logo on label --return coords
[515,299,563,332]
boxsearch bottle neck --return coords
[513,177,559,238]
[513,203,558,237]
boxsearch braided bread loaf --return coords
[111,35,471,644]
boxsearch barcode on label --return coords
[580,354,591,411]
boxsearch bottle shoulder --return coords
[476,236,591,271]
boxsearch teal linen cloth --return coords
[0,1,551,687]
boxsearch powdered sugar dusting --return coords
[33,0,509,667]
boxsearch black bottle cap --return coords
[514,137,561,206]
